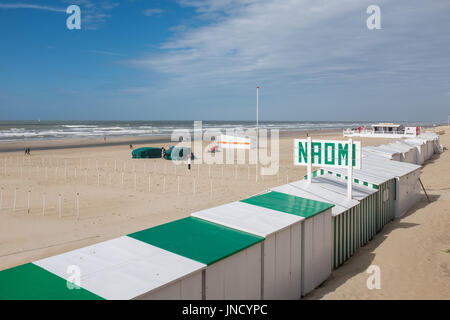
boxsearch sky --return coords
[0,0,449,122]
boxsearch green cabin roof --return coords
[128,217,263,265]
[0,263,103,300]
[241,191,334,219]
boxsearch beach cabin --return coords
[239,191,334,296]
[128,217,264,300]
[191,201,304,300]
[317,169,394,237]
[385,141,418,164]
[363,145,403,162]
[418,132,442,160]
[0,263,103,300]
[272,177,365,270]
[400,139,427,165]
[358,153,422,218]
[33,236,206,300]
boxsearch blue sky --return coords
[0,0,449,121]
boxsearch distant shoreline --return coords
[0,128,342,153]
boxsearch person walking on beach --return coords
[187,153,192,172]
[161,147,166,159]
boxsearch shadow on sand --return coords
[303,193,440,299]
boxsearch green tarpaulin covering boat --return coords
[132,147,162,159]
[164,146,193,161]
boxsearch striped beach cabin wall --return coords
[128,217,264,300]
[240,191,334,296]
[191,201,305,300]
[278,175,383,266]
[318,165,396,236]
[272,178,362,270]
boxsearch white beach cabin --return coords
[34,236,206,300]
[192,201,304,300]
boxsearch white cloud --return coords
[88,49,122,56]
[127,0,450,91]
[0,3,65,12]
[143,8,164,16]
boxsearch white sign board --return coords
[217,134,255,149]
[294,139,361,170]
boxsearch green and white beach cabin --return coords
[239,191,334,296]
[192,200,305,300]
[128,217,264,299]
[271,176,374,270]
[1,236,207,300]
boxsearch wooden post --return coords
[0,187,3,211]
[121,172,124,187]
[419,178,431,202]
[58,194,62,218]
[13,188,17,212]
[76,193,80,220]
[148,174,151,192]
[210,180,213,199]
[27,190,31,214]
[42,193,46,216]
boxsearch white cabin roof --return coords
[34,236,206,300]
[191,201,304,238]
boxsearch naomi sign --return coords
[294,139,361,169]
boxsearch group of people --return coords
[24,148,31,155]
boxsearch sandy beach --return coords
[0,127,448,299]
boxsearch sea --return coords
[0,120,439,142]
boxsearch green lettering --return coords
[298,141,307,164]
[324,143,335,165]
[312,142,321,164]
[338,143,348,166]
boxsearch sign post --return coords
[347,138,353,199]
[307,137,312,183]
[294,138,361,199]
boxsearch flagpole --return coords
[256,86,259,182]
